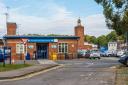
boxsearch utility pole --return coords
[2,7,9,66]
[5,6,9,24]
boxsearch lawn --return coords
[0,64,31,72]
[116,65,128,85]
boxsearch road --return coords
[0,58,119,85]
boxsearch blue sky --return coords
[0,0,111,37]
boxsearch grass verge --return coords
[0,64,31,72]
[116,65,128,85]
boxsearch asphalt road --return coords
[0,58,120,85]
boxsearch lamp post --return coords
[2,37,6,67]
[21,39,28,64]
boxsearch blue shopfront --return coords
[27,38,58,59]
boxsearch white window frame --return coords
[58,43,68,53]
[16,43,25,54]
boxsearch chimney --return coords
[7,22,17,35]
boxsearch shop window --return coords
[58,43,68,53]
[16,43,24,54]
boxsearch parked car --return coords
[0,48,11,62]
[89,51,101,59]
[100,51,107,57]
[77,50,90,58]
[118,51,128,66]
[0,49,4,62]
[106,51,117,57]
[117,51,124,57]
[118,55,128,66]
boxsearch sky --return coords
[0,0,112,37]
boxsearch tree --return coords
[84,35,97,44]
[97,35,108,47]
[106,31,117,42]
[84,35,91,43]
[95,0,128,35]
[90,36,97,44]
[84,31,125,48]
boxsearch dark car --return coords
[118,55,128,66]
[0,50,4,62]
[0,48,11,62]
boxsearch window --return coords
[58,43,68,53]
[16,43,24,54]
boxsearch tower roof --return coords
[77,17,81,26]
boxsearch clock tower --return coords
[74,18,85,49]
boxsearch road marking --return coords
[0,65,64,82]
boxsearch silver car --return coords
[90,51,101,59]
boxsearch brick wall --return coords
[6,38,78,60]
[75,25,85,48]
[7,23,17,35]
[6,39,20,60]
[48,43,58,60]
[27,43,36,59]
[57,39,78,59]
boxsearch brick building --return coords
[75,18,92,50]
[3,19,92,60]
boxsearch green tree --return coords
[106,31,117,42]
[84,31,125,47]
[97,35,108,47]
[84,35,91,43]
[95,0,128,35]
[90,36,97,44]
[85,35,97,44]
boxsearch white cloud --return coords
[0,1,111,37]
[0,1,76,36]
[85,14,112,37]
[0,2,7,36]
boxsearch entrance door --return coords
[37,44,48,59]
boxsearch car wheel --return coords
[98,57,100,59]
[108,54,111,57]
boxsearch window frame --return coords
[58,43,68,53]
[16,43,25,54]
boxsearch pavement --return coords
[0,58,120,85]
[0,64,59,80]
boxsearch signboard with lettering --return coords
[51,45,57,48]
[28,39,58,43]
[28,45,34,49]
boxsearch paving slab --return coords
[0,64,58,80]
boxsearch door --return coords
[37,44,48,59]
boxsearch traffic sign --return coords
[21,39,28,44]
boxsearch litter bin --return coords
[52,53,57,61]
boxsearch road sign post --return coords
[3,47,5,67]
[21,39,28,64]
